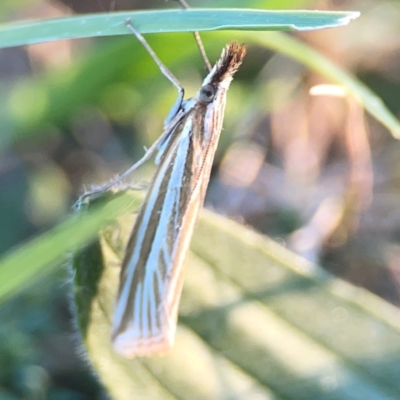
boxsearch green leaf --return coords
[0,191,142,303]
[70,190,400,400]
[0,9,360,48]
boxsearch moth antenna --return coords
[176,0,212,72]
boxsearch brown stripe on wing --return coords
[113,109,201,337]
[114,159,173,336]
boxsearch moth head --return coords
[201,42,246,91]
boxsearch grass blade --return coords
[0,9,360,48]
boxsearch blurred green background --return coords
[1,0,400,399]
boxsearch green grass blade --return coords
[0,191,141,303]
[0,9,360,48]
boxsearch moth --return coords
[102,21,246,358]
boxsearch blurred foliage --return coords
[72,191,400,400]
[1,0,400,399]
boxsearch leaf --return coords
[0,191,142,303]
[0,9,360,48]
[70,191,400,400]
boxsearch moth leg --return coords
[77,20,187,202]
[77,111,183,202]
[125,19,184,126]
